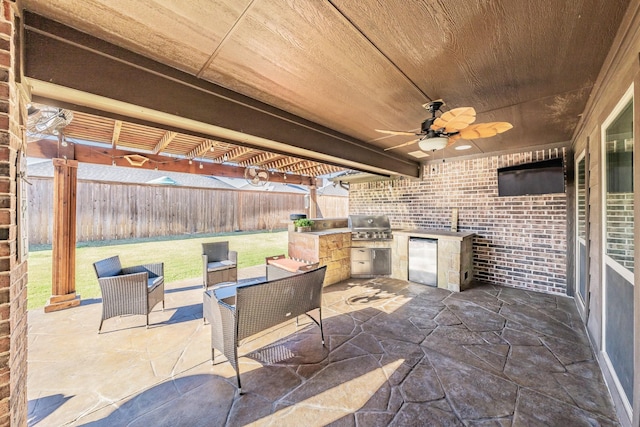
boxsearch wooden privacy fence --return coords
[28,178,348,245]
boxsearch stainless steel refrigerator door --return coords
[408,238,437,286]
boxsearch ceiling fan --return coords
[244,165,270,187]
[26,104,74,146]
[376,100,512,152]
[26,104,74,138]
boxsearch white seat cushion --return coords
[207,260,236,272]
[148,276,163,290]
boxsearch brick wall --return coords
[0,2,29,425]
[350,149,568,294]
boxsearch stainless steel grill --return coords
[348,214,393,241]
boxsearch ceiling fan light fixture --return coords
[418,136,448,152]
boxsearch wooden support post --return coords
[44,158,81,312]
[309,185,318,219]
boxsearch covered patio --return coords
[28,267,617,426]
[0,0,635,425]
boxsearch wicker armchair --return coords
[202,241,238,288]
[206,265,326,393]
[93,255,165,333]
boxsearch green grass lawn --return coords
[27,231,289,310]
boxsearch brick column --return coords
[0,1,29,425]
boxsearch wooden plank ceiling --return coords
[19,0,630,176]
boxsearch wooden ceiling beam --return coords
[224,146,252,162]
[263,157,299,171]
[238,152,280,167]
[111,120,122,149]
[288,161,314,173]
[153,130,177,154]
[26,139,316,185]
[186,139,214,159]
[298,164,336,177]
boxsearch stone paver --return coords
[27,271,619,426]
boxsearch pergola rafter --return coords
[186,139,215,159]
[111,120,122,149]
[153,131,177,154]
[222,146,252,162]
[263,157,300,171]
[238,152,281,167]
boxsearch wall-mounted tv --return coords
[497,157,565,197]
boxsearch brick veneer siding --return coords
[349,150,568,294]
[0,2,28,425]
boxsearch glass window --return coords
[604,99,634,273]
[577,158,586,240]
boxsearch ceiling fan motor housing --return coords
[428,100,444,113]
[421,117,436,133]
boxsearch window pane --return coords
[605,100,634,273]
[577,158,586,240]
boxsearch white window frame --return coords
[600,83,634,418]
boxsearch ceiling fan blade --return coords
[432,107,476,132]
[491,122,513,133]
[458,121,513,139]
[375,129,417,136]
[384,138,420,151]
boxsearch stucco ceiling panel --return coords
[198,0,428,144]
[330,0,628,152]
[21,0,253,75]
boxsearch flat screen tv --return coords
[497,158,565,197]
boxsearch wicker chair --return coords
[93,255,165,333]
[206,265,327,393]
[202,241,238,288]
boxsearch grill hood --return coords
[348,215,391,231]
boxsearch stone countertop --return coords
[299,227,351,236]
[393,229,475,240]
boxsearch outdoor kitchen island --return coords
[287,217,474,291]
[287,218,352,286]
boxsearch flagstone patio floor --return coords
[27,266,619,426]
